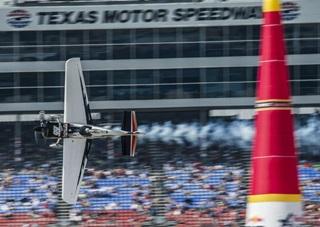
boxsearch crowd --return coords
[0,121,319,226]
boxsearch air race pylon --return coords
[245,0,303,226]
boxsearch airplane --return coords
[34,58,144,204]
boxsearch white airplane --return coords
[34,58,144,204]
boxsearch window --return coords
[136,70,154,84]
[159,69,177,83]
[44,88,62,102]
[88,45,107,60]
[300,65,318,80]
[89,71,108,85]
[20,73,37,87]
[113,45,131,59]
[159,44,178,58]
[112,86,132,100]
[182,69,200,83]
[206,43,223,57]
[20,88,37,102]
[0,73,14,87]
[181,27,200,42]
[19,47,38,61]
[205,84,224,98]
[0,32,13,46]
[299,40,319,54]
[42,46,60,61]
[113,29,131,43]
[135,86,154,100]
[159,85,178,99]
[66,46,85,59]
[228,83,248,97]
[181,84,200,98]
[251,25,261,40]
[0,89,14,102]
[228,26,247,41]
[136,44,154,59]
[229,42,248,56]
[66,30,84,44]
[43,72,62,86]
[0,48,15,62]
[205,68,223,82]
[159,28,177,42]
[299,81,319,95]
[182,43,200,58]
[42,31,60,45]
[113,70,131,84]
[89,87,108,101]
[135,29,154,43]
[229,68,247,81]
[19,31,37,45]
[89,30,106,44]
[299,23,319,38]
[206,27,223,41]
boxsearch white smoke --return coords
[113,116,320,150]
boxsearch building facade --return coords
[0,0,319,122]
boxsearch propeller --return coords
[34,110,47,144]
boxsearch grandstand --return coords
[0,118,320,226]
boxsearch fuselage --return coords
[37,120,129,140]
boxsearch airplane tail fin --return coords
[121,111,142,157]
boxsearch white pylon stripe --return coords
[252,155,297,159]
[260,60,286,63]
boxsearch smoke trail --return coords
[113,116,320,149]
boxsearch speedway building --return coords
[0,0,320,123]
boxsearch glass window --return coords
[300,65,318,80]
[159,69,177,83]
[0,89,14,102]
[113,45,131,59]
[0,48,15,62]
[113,70,131,84]
[0,73,14,87]
[89,30,106,44]
[20,47,38,61]
[66,30,83,44]
[299,23,319,38]
[89,71,108,85]
[286,40,295,55]
[182,69,200,83]
[205,84,224,98]
[43,72,62,86]
[252,25,261,40]
[205,27,223,41]
[228,26,247,41]
[181,84,200,98]
[159,85,178,99]
[44,88,62,102]
[42,46,60,61]
[228,83,248,97]
[19,31,37,45]
[251,41,260,56]
[66,46,85,59]
[205,68,223,82]
[0,32,13,46]
[135,29,154,43]
[42,31,60,45]
[20,73,37,87]
[159,44,178,58]
[112,29,131,43]
[299,81,319,95]
[89,86,108,101]
[182,43,200,58]
[248,67,258,81]
[112,86,132,100]
[229,42,248,56]
[284,24,296,39]
[88,45,107,60]
[136,70,154,84]
[136,86,154,99]
[181,27,200,42]
[229,68,247,81]
[247,82,256,97]
[299,40,319,54]
[206,43,223,57]
[159,28,177,42]
[136,44,154,59]
[20,88,37,102]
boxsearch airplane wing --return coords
[62,138,91,204]
[62,58,93,204]
[64,58,92,125]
